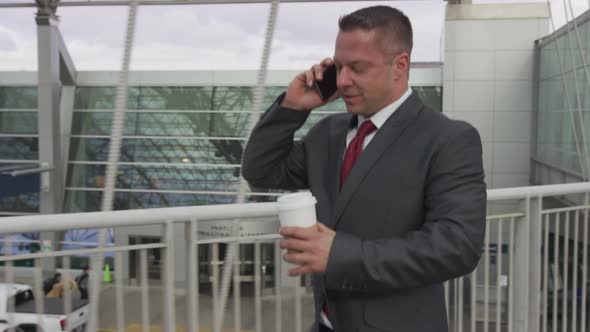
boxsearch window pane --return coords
[64,190,128,212]
[65,190,238,211]
[0,137,38,160]
[71,111,117,135]
[0,112,37,134]
[74,87,140,110]
[72,111,258,137]
[138,87,213,110]
[0,192,39,213]
[67,163,241,192]
[414,86,442,112]
[0,87,37,109]
[69,137,244,164]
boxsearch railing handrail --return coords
[487,181,590,200]
[0,202,278,235]
[2,181,590,235]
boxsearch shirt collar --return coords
[352,87,412,130]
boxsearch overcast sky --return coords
[0,0,588,70]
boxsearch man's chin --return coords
[345,104,363,114]
[346,105,370,117]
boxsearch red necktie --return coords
[340,120,377,188]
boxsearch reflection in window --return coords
[0,112,37,134]
[0,192,39,213]
[66,85,443,214]
[0,137,39,160]
[0,87,37,109]
[65,189,237,211]
[536,30,589,175]
[71,111,255,137]
[69,137,245,164]
[67,164,241,192]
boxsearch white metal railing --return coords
[2,182,590,332]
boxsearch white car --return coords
[0,322,24,332]
[0,284,88,332]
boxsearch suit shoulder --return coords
[418,106,481,142]
[305,112,349,136]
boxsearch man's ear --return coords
[393,52,410,79]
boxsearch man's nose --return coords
[337,67,353,88]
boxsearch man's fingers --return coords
[312,64,324,81]
[288,265,313,276]
[280,226,313,240]
[320,57,333,68]
[304,70,315,88]
[279,237,312,252]
[283,251,314,265]
[304,60,334,88]
[317,222,332,232]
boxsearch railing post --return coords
[162,221,176,332]
[185,219,198,332]
[513,196,542,332]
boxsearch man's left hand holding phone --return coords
[280,58,340,112]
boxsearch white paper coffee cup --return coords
[277,191,317,228]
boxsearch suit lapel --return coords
[326,113,352,228]
[330,92,424,228]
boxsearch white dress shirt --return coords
[345,87,413,150]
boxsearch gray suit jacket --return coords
[242,92,486,332]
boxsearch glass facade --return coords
[0,87,40,214]
[0,83,442,215]
[0,80,440,268]
[65,85,442,212]
[536,22,590,176]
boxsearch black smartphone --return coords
[313,65,338,101]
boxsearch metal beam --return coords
[9,166,55,177]
[1,0,400,8]
[57,32,77,85]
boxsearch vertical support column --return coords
[36,8,64,216]
[35,3,64,273]
[513,196,542,332]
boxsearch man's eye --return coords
[351,66,362,73]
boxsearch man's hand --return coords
[281,58,340,112]
[279,223,336,276]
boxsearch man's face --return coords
[333,29,400,117]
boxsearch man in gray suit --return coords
[242,6,486,332]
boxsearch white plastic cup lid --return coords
[277,191,317,211]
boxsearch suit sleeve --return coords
[325,125,486,292]
[241,93,311,190]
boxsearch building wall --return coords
[444,3,550,189]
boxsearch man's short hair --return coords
[339,6,413,57]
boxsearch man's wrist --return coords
[280,99,309,112]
